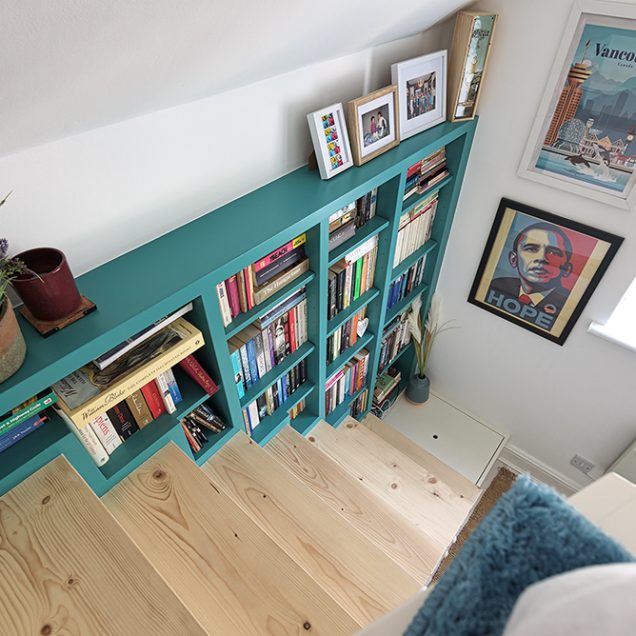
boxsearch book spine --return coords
[226,274,241,317]
[140,381,166,418]
[253,259,309,306]
[247,401,260,431]
[288,307,297,353]
[253,333,267,379]
[253,234,307,272]
[154,373,177,414]
[55,406,109,466]
[328,222,356,251]
[216,282,233,327]
[107,402,140,440]
[254,246,304,287]
[243,266,254,310]
[246,339,260,386]
[0,391,57,436]
[125,390,154,428]
[238,342,252,387]
[236,270,248,314]
[178,355,219,396]
[88,412,122,454]
[0,415,47,452]
[163,368,183,405]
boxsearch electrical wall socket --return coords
[571,454,595,475]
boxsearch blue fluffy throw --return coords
[404,475,635,636]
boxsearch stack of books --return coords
[216,233,309,326]
[325,348,370,415]
[242,358,308,432]
[373,367,402,406]
[403,148,448,202]
[51,314,217,466]
[350,389,369,418]
[0,391,57,453]
[327,307,367,364]
[328,188,378,251]
[181,403,227,454]
[228,288,308,399]
[387,255,427,311]
[393,192,438,268]
[378,311,411,373]
[327,236,378,320]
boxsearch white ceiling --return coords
[1,0,469,157]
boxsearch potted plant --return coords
[0,191,28,382]
[405,292,455,404]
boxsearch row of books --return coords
[242,358,308,432]
[328,188,378,251]
[378,310,412,373]
[181,403,228,454]
[327,307,367,364]
[403,147,449,201]
[393,192,438,268]
[0,391,57,454]
[387,255,427,311]
[289,399,306,421]
[216,234,309,326]
[228,288,308,398]
[325,348,370,415]
[328,236,378,320]
[350,389,369,418]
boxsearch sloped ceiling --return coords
[1,0,469,156]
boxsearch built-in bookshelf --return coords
[0,118,476,495]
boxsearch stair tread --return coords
[268,426,442,583]
[0,456,205,636]
[361,413,481,504]
[104,442,359,636]
[203,432,421,627]
[311,418,473,551]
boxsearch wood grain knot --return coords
[428,477,438,484]
[303,621,311,630]
[346,423,353,428]
[308,436,315,442]
[66,577,77,586]
[152,470,166,480]
[41,496,51,505]
[390,483,398,490]
[40,625,52,635]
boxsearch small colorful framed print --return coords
[391,51,447,140]
[307,103,353,180]
[468,198,623,345]
[346,85,400,166]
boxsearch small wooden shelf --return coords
[327,287,380,336]
[391,240,438,281]
[384,282,429,326]
[328,216,390,266]
[402,174,454,213]
[326,332,374,380]
[224,270,316,340]
[250,382,315,446]
[325,384,368,428]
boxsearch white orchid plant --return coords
[406,293,455,379]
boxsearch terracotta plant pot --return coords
[0,298,27,383]
[405,373,430,404]
[12,247,81,321]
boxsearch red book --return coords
[178,355,219,396]
[288,307,297,353]
[226,274,241,318]
[140,381,166,419]
[243,266,254,310]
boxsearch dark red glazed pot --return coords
[13,247,81,321]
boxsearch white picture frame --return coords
[391,50,447,140]
[518,0,636,210]
[307,103,353,180]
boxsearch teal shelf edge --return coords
[250,382,315,445]
[391,240,438,281]
[402,174,454,213]
[328,216,390,266]
[326,332,374,380]
[325,383,368,427]
[193,424,240,465]
[378,340,413,374]
[384,283,429,326]
[224,270,316,340]
[239,342,315,408]
[291,412,321,436]
[327,287,380,336]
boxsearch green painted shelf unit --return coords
[0,118,476,496]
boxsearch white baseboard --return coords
[499,444,584,496]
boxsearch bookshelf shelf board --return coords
[379,341,413,375]
[193,424,240,466]
[402,173,454,213]
[325,383,368,428]
[239,342,315,408]
[328,216,390,267]
[224,270,316,340]
[326,332,374,380]
[391,240,439,281]
[384,282,429,326]
[327,287,380,337]
[250,382,315,446]
[290,412,321,436]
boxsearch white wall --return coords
[0,26,451,276]
[432,0,636,488]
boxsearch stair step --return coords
[361,413,481,504]
[203,432,421,627]
[0,456,205,636]
[267,426,440,583]
[104,442,358,636]
[310,418,472,551]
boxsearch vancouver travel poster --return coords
[526,16,636,200]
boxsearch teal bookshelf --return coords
[0,118,477,496]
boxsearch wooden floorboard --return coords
[0,456,205,636]
[267,426,440,583]
[361,413,481,504]
[203,432,421,627]
[104,442,359,636]
[310,418,472,551]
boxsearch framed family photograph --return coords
[307,103,353,180]
[391,50,447,139]
[346,85,399,165]
[468,198,623,345]
[448,12,497,122]
[519,1,636,208]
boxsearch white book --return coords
[328,201,356,224]
[394,229,405,268]
[248,401,260,430]
[345,234,379,264]
[89,412,122,454]
[55,406,109,466]
[343,263,353,309]
[154,373,176,414]
[216,281,233,327]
